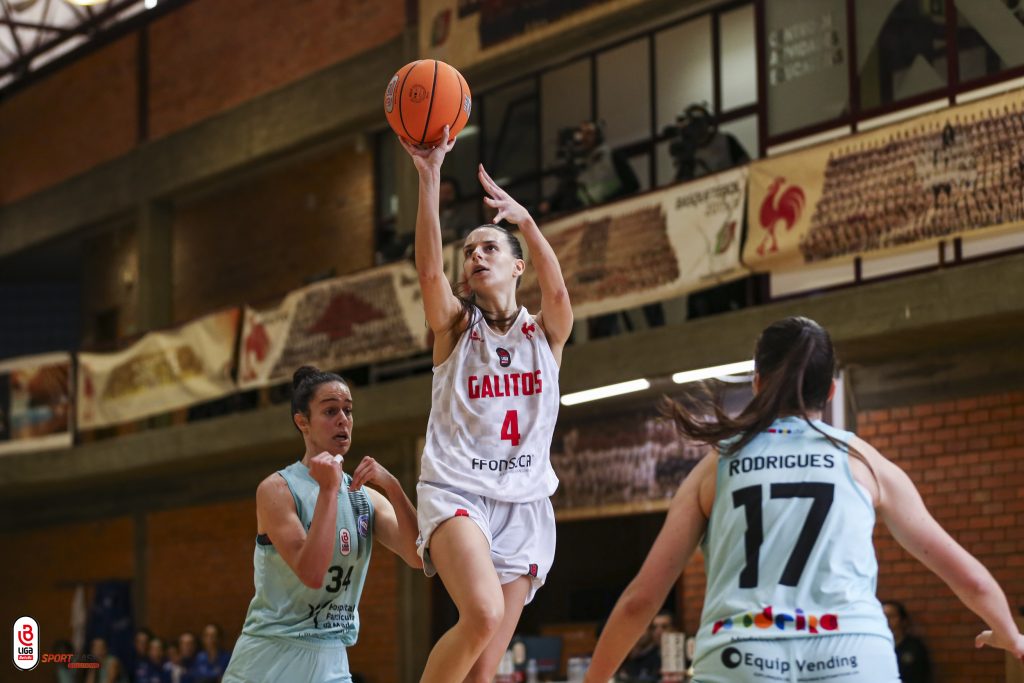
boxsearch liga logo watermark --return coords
[12,618,100,673]
[13,617,38,671]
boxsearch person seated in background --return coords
[136,636,169,683]
[883,600,933,683]
[615,611,675,682]
[82,637,127,683]
[177,632,198,671]
[164,642,194,683]
[439,176,479,243]
[539,121,640,218]
[191,623,231,683]
[131,628,153,683]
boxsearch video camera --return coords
[663,103,716,181]
[555,125,589,175]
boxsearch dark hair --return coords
[883,600,909,621]
[453,224,525,334]
[662,317,838,456]
[291,366,348,422]
[440,175,462,199]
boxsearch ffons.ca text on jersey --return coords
[466,371,544,400]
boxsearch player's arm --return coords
[477,164,573,359]
[256,455,341,589]
[399,130,467,342]
[858,436,1024,658]
[350,456,422,568]
[584,453,716,683]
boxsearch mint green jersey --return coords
[695,417,891,665]
[238,461,374,646]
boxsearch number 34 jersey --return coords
[420,306,560,503]
[696,417,891,658]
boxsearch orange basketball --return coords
[384,59,471,146]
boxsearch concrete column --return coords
[136,200,174,332]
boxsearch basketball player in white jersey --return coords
[584,317,1024,682]
[400,127,573,683]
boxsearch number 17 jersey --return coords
[420,306,560,503]
[695,417,891,662]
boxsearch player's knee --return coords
[462,598,504,641]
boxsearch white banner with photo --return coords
[518,167,749,318]
[0,352,73,455]
[238,262,430,389]
[77,309,240,429]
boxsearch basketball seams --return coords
[448,64,465,134]
[397,60,421,143]
[420,59,440,145]
[386,59,469,145]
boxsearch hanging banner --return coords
[0,352,72,455]
[517,167,748,318]
[77,309,240,429]
[238,262,430,389]
[745,89,1024,270]
[551,383,754,518]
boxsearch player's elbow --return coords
[404,553,424,570]
[619,581,659,619]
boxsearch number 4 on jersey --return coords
[501,410,521,446]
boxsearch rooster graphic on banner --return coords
[757,177,805,256]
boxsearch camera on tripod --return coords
[555,125,588,175]
[663,103,716,181]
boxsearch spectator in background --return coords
[616,611,676,682]
[83,636,127,683]
[53,639,76,683]
[192,624,231,683]
[164,642,193,683]
[135,636,169,683]
[883,601,932,683]
[131,629,153,683]
[177,632,198,671]
[439,176,479,243]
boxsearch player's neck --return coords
[474,292,519,331]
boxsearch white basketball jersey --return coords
[420,306,560,502]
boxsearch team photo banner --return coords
[0,352,73,455]
[238,262,430,389]
[77,309,240,429]
[745,89,1024,270]
[519,167,749,318]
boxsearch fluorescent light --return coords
[145,0,158,8]
[561,379,650,406]
[671,360,754,385]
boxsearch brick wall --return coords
[0,495,400,682]
[171,140,375,324]
[147,0,405,140]
[676,389,1024,681]
[0,516,135,660]
[0,36,138,205]
[861,392,1024,682]
[145,496,399,683]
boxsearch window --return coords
[857,0,948,111]
[765,0,850,136]
[954,0,1024,84]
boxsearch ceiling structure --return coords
[0,0,152,93]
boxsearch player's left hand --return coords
[479,164,531,226]
[349,456,395,491]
